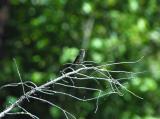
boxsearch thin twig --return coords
[0,60,143,119]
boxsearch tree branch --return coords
[0,61,143,118]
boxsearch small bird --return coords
[60,49,86,85]
[60,49,86,74]
[73,49,86,64]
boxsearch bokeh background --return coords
[0,0,160,119]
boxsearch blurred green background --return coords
[0,0,160,119]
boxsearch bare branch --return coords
[0,59,143,119]
[13,58,26,96]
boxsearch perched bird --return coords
[61,49,86,74]
[73,49,86,64]
[60,49,86,85]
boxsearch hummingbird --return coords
[73,49,86,64]
[60,49,86,74]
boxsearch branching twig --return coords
[0,60,143,119]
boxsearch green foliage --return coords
[0,0,160,118]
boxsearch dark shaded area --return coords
[0,0,160,119]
